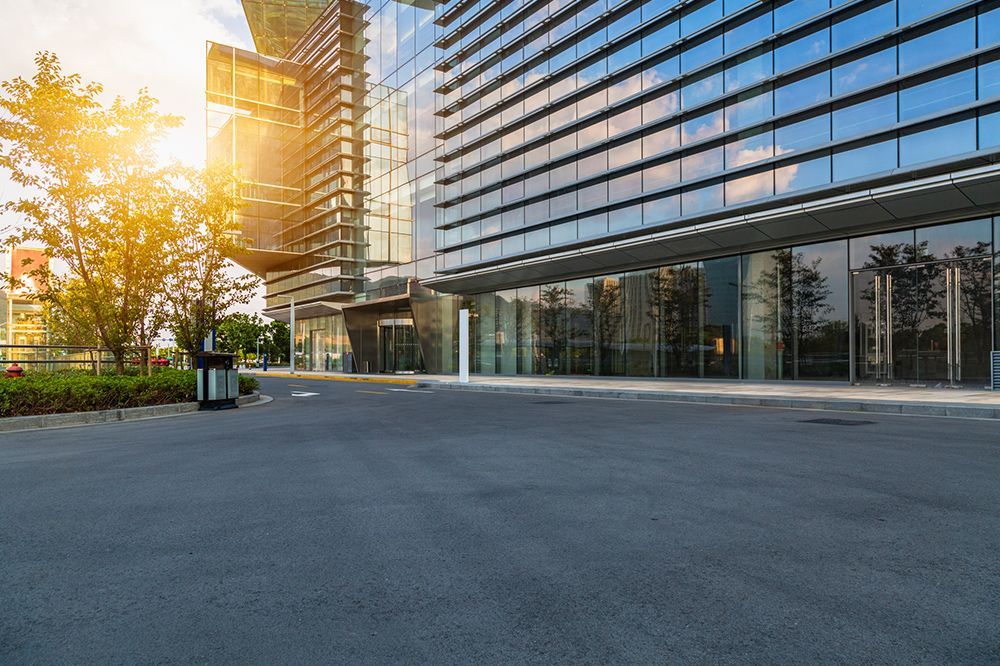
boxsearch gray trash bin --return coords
[196,352,239,410]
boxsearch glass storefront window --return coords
[915,218,992,261]
[850,229,915,268]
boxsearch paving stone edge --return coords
[416,382,1000,420]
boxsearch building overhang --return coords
[263,300,345,323]
[231,248,303,276]
[424,163,1000,295]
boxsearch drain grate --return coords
[800,418,875,426]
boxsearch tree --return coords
[161,163,259,358]
[1,52,180,372]
[217,312,267,357]
[264,320,290,363]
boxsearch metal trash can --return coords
[196,352,239,410]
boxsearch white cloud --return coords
[0,0,265,313]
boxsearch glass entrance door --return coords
[852,258,991,386]
[378,318,424,373]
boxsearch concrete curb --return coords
[247,371,417,386]
[417,381,1000,420]
[0,391,268,433]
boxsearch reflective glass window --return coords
[609,7,641,40]
[725,86,772,130]
[643,194,681,224]
[682,67,724,109]
[682,35,723,73]
[726,126,774,168]
[725,47,772,92]
[609,73,643,105]
[775,114,830,155]
[578,212,609,238]
[980,57,1000,100]
[775,69,830,115]
[578,180,608,208]
[682,108,725,143]
[525,200,549,224]
[609,41,641,75]
[900,0,960,24]
[550,163,577,189]
[644,55,680,88]
[608,106,642,138]
[832,1,896,51]
[578,151,608,179]
[643,124,680,156]
[832,92,897,140]
[791,240,849,380]
[981,109,1000,148]
[550,220,577,245]
[774,0,830,32]
[550,191,577,218]
[849,229,914,268]
[916,217,993,260]
[980,3,1000,47]
[832,46,896,95]
[642,20,680,56]
[643,89,680,123]
[502,233,525,255]
[608,138,643,169]
[609,172,643,201]
[832,138,897,181]
[481,239,502,260]
[775,26,830,74]
[683,145,725,180]
[643,159,681,191]
[775,153,832,193]
[725,11,772,53]
[610,203,644,233]
[578,119,609,149]
[682,181,724,213]
[482,215,502,236]
[900,69,975,122]
[899,116,976,166]
[524,227,549,250]
[900,18,976,74]
[682,0,723,36]
[725,0,757,14]
[726,169,774,204]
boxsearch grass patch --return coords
[0,370,260,418]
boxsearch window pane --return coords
[725,87,772,130]
[900,0,960,24]
[775,27,830,73]
[683,145,725,180]
[643,124,680,157]
[682,182,724,213]
[726,126,774,168]
[899,117,976,166]
[899,69,976,121]
[682,108,725,143]
[681,35,723,72]
[980,3,1000,47]
[832,1,896,51]
[524,227,549,250]
[792,240,849,380]
[775,69,830,115]
[642,20,680,56]
[899,18,976,74]
[833,47,896,95]
[682,0,723,35]
[726,169,774,204]
[832,92,897,140]
[725,47,772,92]
[565,279,594,375]
[916,217,993,260]
[981,110,1000,148]
[775,113,830,155]
[775,154,832,193]
[549,220,577,244]
[681,67,724,109]
[579,212,608,238]
[643,159,681,190]
[833,138,897,180]
[643,195,681,224]
[775,0,829,32]
[980,57,1000,100]
[725,12,772,53]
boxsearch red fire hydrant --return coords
[4,362,25,378]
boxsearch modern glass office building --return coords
[208,0,1000,386]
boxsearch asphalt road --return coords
[1,376,998,664]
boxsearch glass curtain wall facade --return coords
[212,0,1000,381]
[433,0,1000,269]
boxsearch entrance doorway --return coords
[852,258,992,387]
[378,318,424,373]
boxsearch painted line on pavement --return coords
[386,388,434,394]
[357,390,387,395]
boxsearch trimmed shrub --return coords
[0,369,259,418]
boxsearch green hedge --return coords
[0,370,260,418]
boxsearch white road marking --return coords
[386,388,434,394]
[291,391,320,397]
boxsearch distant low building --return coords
[1,246,48,347]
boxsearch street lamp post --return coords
[288,296,295,375]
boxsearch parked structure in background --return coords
[0,246,48,347]
[209,0,1000,386]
